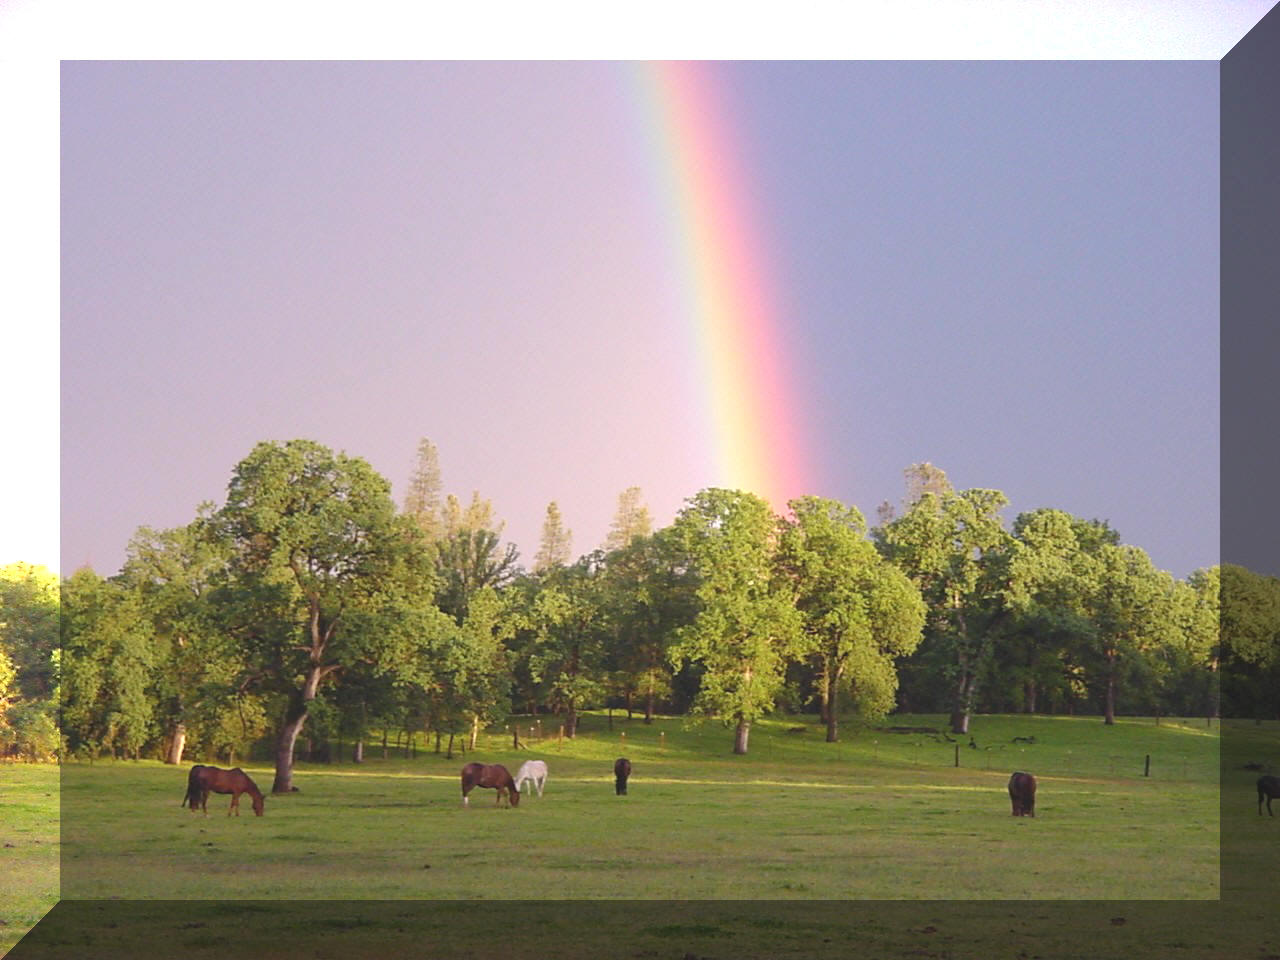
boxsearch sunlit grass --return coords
[51,712,1218,903]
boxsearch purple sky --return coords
[60,59,1219,579]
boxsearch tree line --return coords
[3,441,1272,788]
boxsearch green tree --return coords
[1087,543,1182,724]
[0,563,61,758]
[533,501,573,573]
[118,512,249,764]
[403,438,445,542]
[213,439,449,793]
[995,510,1100,714]
[0,563,60,702]
[876,485,1010,734]
[778,496,924,741]
[669,489,802,754]
[528,555,608,738]
[601,529,695,723]
[604,486,652,553]
[59,569,157,759]
[434,492,520,621]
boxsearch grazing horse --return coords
[514,759,548,798]
[1258,775,1280,816]
[182,764,265,817]
[1008,771,1036,817]
[461,763,520,808]
[614,757,632,796]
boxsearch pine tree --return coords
[534,502,573,573]
[604,486,652,553]
[404,438,444,540]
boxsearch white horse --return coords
[513,759,548,798]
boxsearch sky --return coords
[5,1,1276,581]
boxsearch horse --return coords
[514,759,548,798]
[181,764,265,817]
[461,762,520,808]
[614,757,631,796]
[1008,771,1036,817]
[1258,775,1280,816]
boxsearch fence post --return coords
[1144,754,1150,777]
[954,744,960,768]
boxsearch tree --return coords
[434,492,520,621]
[778,497,925,741]
[0,563,60,703]
[604,486,652,553]
[0,563,60,758]
[118,512,247,765]
[1087,543,1181,724]
[600,529,695,723]
[1220,564,1280,720]
[669,489,802,754]
[59,569,157,759]
[903,462,953,510]
[533,501,573,573]
[213,438,448,793]
[996,510,1099,714]
[403,438,444,542]
[528,555,608,738]
[876,485,1010,734]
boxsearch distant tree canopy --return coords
[32,446,1239,767]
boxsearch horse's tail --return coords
[182,766,202,807]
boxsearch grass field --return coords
[0,764,58,959]
[3,711,1254,958]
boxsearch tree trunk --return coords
[565,700,578,738]
[825,669,839,743]
[165,723,186,765]
[1024,680,1037,714]
[469,714,480,751]
[733,719,750,755]
[381,730,388,760]
[353,739,364,763]
[1103,650,1117,725]
[645,686,655,725]
[272,665,323,794]
[446,732,454,759]
[950,672,973,735]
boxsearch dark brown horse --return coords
[1258,775,1280,816]
[1008,771,1036,817]
[461,763,520,808]
[182,764,265,817]
[614,757,631,796]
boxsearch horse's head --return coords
[508,785,520,808]
[252,793,265,816]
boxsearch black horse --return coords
[461,762,520,808]
[614,757,632,796]
[1258,775,1280,816]
[1008,771,1036,817]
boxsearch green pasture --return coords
[0,763,59,959]
[54,713,1219,902]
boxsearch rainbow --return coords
[631,61,812,511]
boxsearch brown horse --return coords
[1258,775,1280,816]
[461,763,520,808]
[614,757,632,796]
[182,764,265,817]
[1008,771,1036,817]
